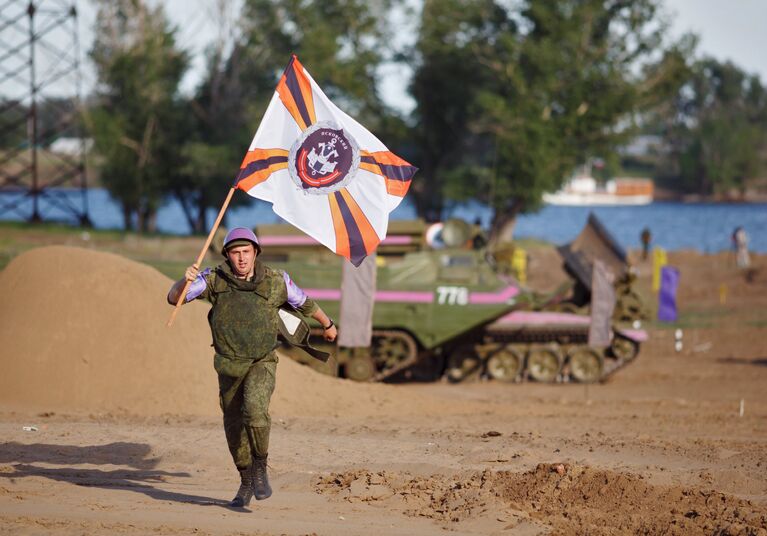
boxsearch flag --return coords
[652,247,667,292]
[233,55,417,266]
[657,266,680,322]
[339,255,376,347]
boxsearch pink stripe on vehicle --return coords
[380,236,413,245]
[496,311,592,326]
[260,236,318,246]
[617,328,648,342]
[375,290,433,302]
[305,289,342,300]
[468,285,520,304]
[305,288,433,303]
[259,235,413,246]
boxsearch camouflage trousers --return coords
[217,357,277,469]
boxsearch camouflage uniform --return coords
[194,260,318,469]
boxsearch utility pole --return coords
[0,0,91,226]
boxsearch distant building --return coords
[49,137,93,155]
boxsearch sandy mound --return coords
[317,465,767,534]
[0,246,218,416]
[0,246,438,418]
[273,355,441,418]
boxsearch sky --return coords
[7,0,767,114]
[158,0,767,115]
[664,0,767,81]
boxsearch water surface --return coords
[1,188,765,253]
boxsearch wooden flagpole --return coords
[166,186,237,327]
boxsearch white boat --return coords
[543,176,653,206]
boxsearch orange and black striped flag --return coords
[233,55,417,266]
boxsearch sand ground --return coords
[0,246,765,535]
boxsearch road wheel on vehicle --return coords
[344,354,376,382]
[610,335,639,362]
[567,346,604,383]
[526,345,562,383]
[486,345,524,382]
[445,344,482,383]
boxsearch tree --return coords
[659,59,767,196]
[237,0,399,129]
[172,0,408,233]
[169,0,248,234]
[409,0,688,237]
[409,0,509,222]
[88,0,189,232]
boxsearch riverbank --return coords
[653,181,767,204]
[2,189,767,252]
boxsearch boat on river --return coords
[543,176,653,206]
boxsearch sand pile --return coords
[272,355,443,419]
[0,246,439,418]
[0,246,218,416]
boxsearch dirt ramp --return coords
[0,246,218,416]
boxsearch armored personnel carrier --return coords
[263,221,645,384]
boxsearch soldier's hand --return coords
[185,265,200,282]
[323,324,337,342]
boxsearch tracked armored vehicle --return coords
[263,222,646,384]
[554,213,647,323]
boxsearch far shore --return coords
[4,183,767,204]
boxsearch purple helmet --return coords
[221,227,261,256]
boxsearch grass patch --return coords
[513,237,555,248]
[648,308,730,329]
[140,259,189,280]
[0,222,202,277]
[0,251,14,272]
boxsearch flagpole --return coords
[166,186,237,327]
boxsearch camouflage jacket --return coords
[195,260,318,376]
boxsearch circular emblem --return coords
[288,121,360,195]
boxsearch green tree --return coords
[169,1,248,234]
[409,0,688,238]
[238,0,398,126]
[88,0,189,232]
[660,59,767,196]
[172,0,408,233]
[409,0,508,222]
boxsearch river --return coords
[1,188,765,253]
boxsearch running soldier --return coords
[167,227,337,506]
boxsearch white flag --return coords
[233,55,417,266]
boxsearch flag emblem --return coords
[289,121,360,193]
[234,55,417,266]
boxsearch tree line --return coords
[83,0,766,234]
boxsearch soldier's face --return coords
[227,244,257,278]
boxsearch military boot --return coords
[252,454,272,500]
[229,466,255,507]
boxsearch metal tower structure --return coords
[0,0,91,225]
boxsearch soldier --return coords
[732,226,751,269]
[167,227,337,507]
[640,227,652,261]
